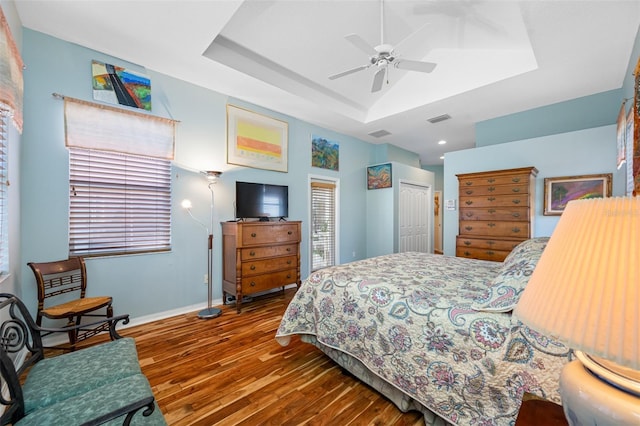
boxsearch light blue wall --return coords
[366,162,434,257]
[475,90,622,146]
[19,29,423,321]
[443,125,626,255]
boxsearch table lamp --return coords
[514,196,639,425]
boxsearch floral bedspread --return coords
[276,252,571,426]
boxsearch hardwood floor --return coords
[88,289,426,425]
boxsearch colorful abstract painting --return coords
[311,135,339,171]
[227,105,288,172]
[367,163,392,189]
[92,60,151,110]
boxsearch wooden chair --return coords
[27,257,114,350]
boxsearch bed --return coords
[276,237,571,426]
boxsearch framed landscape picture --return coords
[226,105,288,172]
[543,173,612,215]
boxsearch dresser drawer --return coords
[456,236,524,252]
[241,244,298,261]
[241,223,300,245]
[241,269,297,294]
[242,255,298,275]
[458,172,533,188]
[459,183,529,197]
[456,246,511,262]
[459,220,529,237]
[459,207,529,221]
[460,194,531,208]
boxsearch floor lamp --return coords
[182,170,223,319]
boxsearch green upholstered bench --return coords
[0,293,166,425]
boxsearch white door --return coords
[398,182,432,253]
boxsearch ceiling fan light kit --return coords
[329,0,437,93]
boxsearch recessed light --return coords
[438,140,446,145]
[440,155,445,160]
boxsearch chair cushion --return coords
[42,296,112,318]
[22,337,141,414]
[16,374,167,426]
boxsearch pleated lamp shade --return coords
[514,196,639,370]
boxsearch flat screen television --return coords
[235,181,289,221]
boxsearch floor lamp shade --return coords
[514,196,639,425]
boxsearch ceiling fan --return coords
[328,0,437,93]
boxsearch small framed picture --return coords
[543,173,612,215]
[367,163,392,190]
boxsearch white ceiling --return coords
[14,0,640,166]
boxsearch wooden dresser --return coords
[221,221,301,313]
[456,167,537,262]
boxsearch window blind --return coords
[69,148,171,257]
[0,8,23,133]
[311,180,336,271]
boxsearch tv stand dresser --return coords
[221,220,301,313]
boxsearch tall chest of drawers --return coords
[456,167,538,262]
[221,221,301,313]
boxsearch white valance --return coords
[64,96,176,160]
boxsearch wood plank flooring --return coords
[80,289,425,425]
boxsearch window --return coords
[0,108,8,272]
[69,148,171,257]
[63,96,175,257]
[310,179,336,271]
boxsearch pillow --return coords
[472,237,550,312]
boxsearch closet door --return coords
[398,182,432,253]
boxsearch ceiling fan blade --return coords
[371,67,386,93]
[329,64,369,80]
[345,33,378,56]
[395,59,437,73]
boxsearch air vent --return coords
[427,114,451,124]
[368,129,391,138]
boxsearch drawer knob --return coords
[286,247,291,252]
[465,190,473,195]
[487,197,495,202]
[251,232,257,238]
[512,188,521,193]
[250,265,256,270]
[250,282,256,287]
[465,212,473,217]
[488,208,496,214]
[488,222,496,227]
[512,177,521,183]
[463,240,471,246]
[465,226,473,231]
[512,212,520,218]
[487,178,495,183]
[465,182,473,186]
[288,231,292,235]
[486,250,495,255]
[465,200,473,205]
[512,199,521,204]
[488,186,495,192]
[512,227,521,233]
[287,274,291,279]
[464,251,471,256]
[287,260,292,264]
[249,251,256,256]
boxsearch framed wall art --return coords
[226,104,288,172]
[543,173,612,215]
[311,135,339,171]
[91,60,151,111]
[367,163,392,189]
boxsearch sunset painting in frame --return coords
[227,105,288,172]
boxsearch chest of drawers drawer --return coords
[460,220,529,237]
[459,207,529,221]
[241,223,299,245]
[458,172,532,188]
[460,194,531,208]
[241,255,297,276]
[241,244,297,261]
